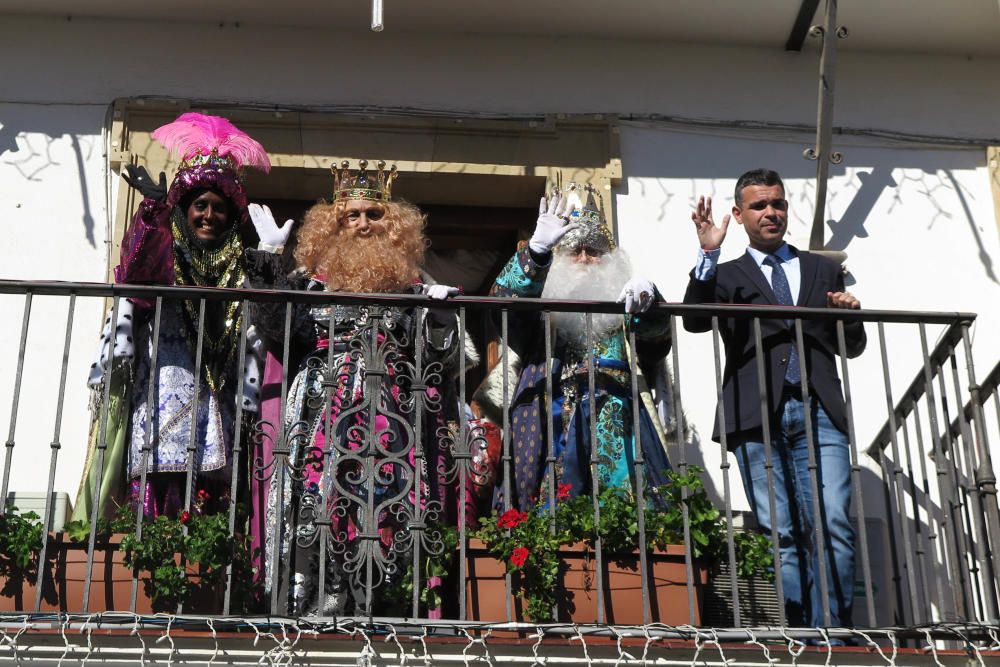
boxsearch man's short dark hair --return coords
[734,169,784,207]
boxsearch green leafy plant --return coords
[476,467,774,622]
[63,505,137,544]
[387,522,461,614]
[0,506,44,597]
[66,494,257,611]
[475,484,579,622]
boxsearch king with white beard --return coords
[485,185,672,512]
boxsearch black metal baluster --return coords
[501,308,512,621]
[946,352,986,620]
[712,317,741,627]
[410,309,426,618]
[793,318,831,627]
[222,300,249,615]
[316,309,336,618]
[934,360,973,620]
[1,291,32,511]
[130,296,162,612]
[899,414,930,622]
[585,312,604,624]
[543,309,558,621]
[457,306,469,621]
[269,303,294,615]
[177,298,207,615]
[83,294,120,613]
[669,315,696,624]
[877,322,919,625]
[752,317,785,626]
[33,293,77,611]
[959,322,1000,620]
[627,327,650,625]
[835,319,875,626]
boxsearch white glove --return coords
[617,276,658,313]
[248,203,294,254]
[528,192,580,255]
[423,284,461,300]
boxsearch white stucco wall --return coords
[0,11,998,574]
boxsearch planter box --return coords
[0,535,220,614]
[465,539,706,625]
[0,535,152,613]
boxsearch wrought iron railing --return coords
[0,280,996,647]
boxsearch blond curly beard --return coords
[293,200,427,292]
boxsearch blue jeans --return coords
[733,393,855,629]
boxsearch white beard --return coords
[540,249,633,346]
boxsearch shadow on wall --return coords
[0,103,108,249]
[615,126,996,287]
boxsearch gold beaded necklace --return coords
[171,209,245,394]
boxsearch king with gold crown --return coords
[244,160,465,616]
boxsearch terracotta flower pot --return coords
[465,539,706,625]
[0,535,223,614]
[0,535,153,613]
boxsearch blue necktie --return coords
[763,255,801,385]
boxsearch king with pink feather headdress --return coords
[152,112,271,227]
[74,113,273,549]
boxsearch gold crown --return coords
[557,183,616,253]
[179,148,238,173]
[332,159,398,202]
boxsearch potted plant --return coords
[56,490,256,613]
[0,506,54,611]
[469,466,773,624]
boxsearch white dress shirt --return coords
[693,243,801,304]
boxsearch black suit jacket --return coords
[682,248,866,445]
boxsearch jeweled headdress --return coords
[150,112,271,226]
[332,159,398,202]
[152,113,272,174]
[556,183,616,254]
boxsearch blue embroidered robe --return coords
[490,247,673,511]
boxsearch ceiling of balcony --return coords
[1,0,999,57]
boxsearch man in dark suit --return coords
[683,168,865,631]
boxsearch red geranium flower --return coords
[556,483,572,500]
[510,546,530,567]
[197,489,210,501]
[179,511,191,524]
[497,509,528,529]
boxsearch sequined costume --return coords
[74,114,269,522]
[246,255,462,616]
[488,246,672,511]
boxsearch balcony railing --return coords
[0,279,997,652]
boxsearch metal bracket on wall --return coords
[803,0,849,250]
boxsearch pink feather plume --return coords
[151,112,271,172]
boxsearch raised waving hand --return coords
[528,191,580,255]
[248,203,294,253]
[691,195,730,251]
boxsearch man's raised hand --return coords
[691,195,730,251]
[248,203,294,253]
[528,191,580,255]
